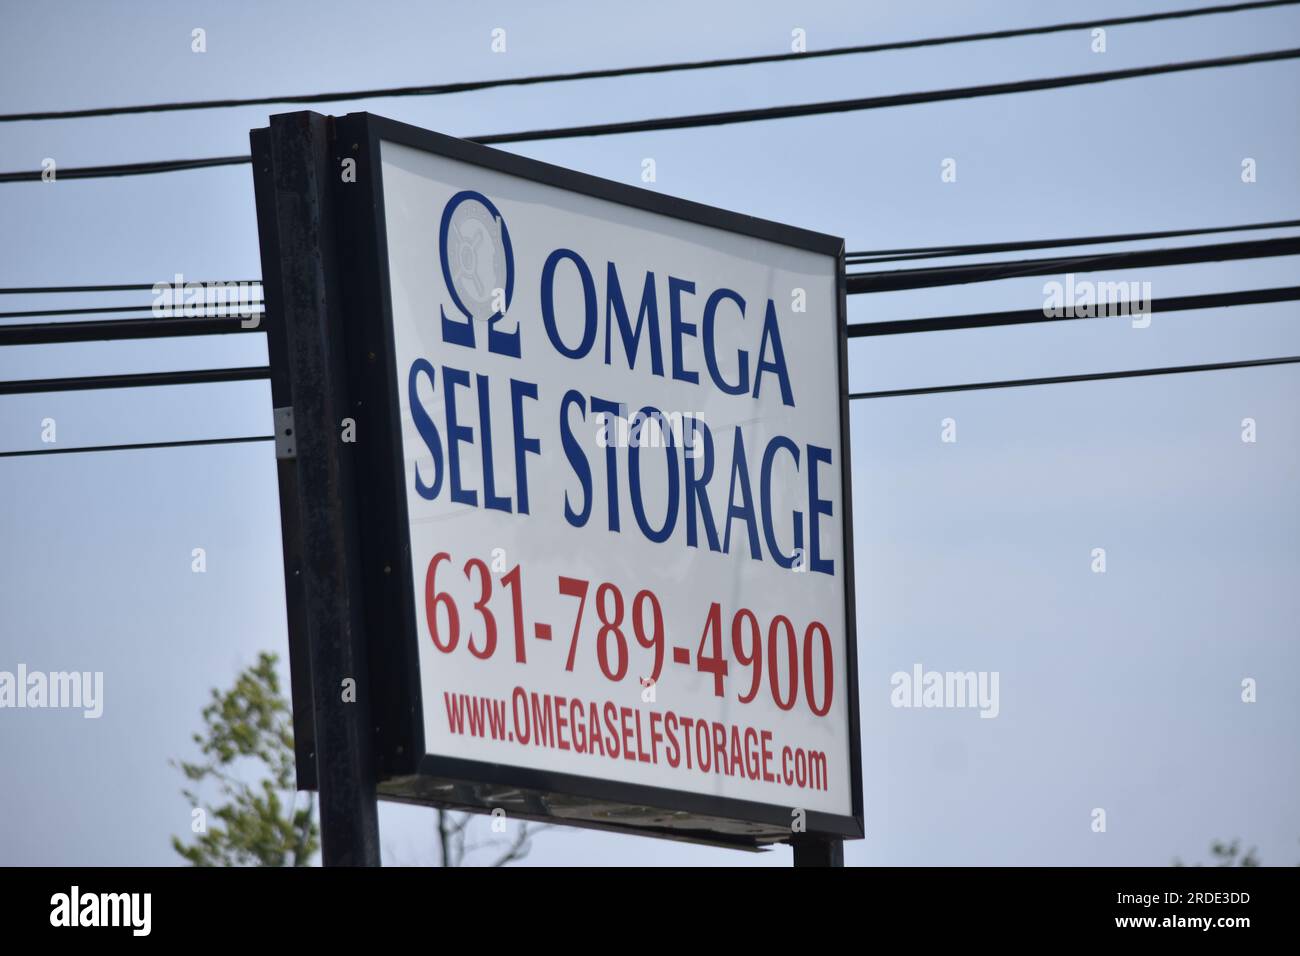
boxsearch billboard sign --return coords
[333,114,861,847]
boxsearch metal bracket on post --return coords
[273,406,296,460]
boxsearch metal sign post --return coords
[252,112,381,867]
[793,836,845,867]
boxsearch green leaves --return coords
[171,652,319,867]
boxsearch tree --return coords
[173,650,543,867]
[171,651,318,866]
[433,809,543,867]
[1173,838,1261,867]
[1207,839,1261,867]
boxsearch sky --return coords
[0,0,1297,867]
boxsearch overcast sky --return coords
[1,0,1297,866]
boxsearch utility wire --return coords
[846,236,1300,293]
[0,281,261,295]
[4,1,1293,124]
[847,286,1300,336]
[4,47,1298,183]
[5,243,1293,344]
[3,224,1290,302]
[846,218,1300,263]
[475,47,1300,143]
[849,355,1300,399]
[4,283,1294,348]
[0,435,274,459]
[0,304,263,320]
[0,315,266,346]
[0,155,250,183]
[0,366,270,396]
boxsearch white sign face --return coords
[380,139,853,818]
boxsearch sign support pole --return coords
[253,111,381,867]
[793,836,845,867]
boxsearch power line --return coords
[847,286,1300,336]
[6,247,1293,346]
[0,366,269,396]
[0,281,261,295]
[5,223,1291,306]
[6,284,1294,348]
[0,435,273,459]
[0,315,266,346]
[0,155,250,183]
[4,1,1293,124]
[473,47,1300,144]
[5,47,1298,183]
[846,235,1300,293]
[845,218,1300,263]
[849,355,1300,399]
[0,304,263,320]
[7,281,1295,350]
